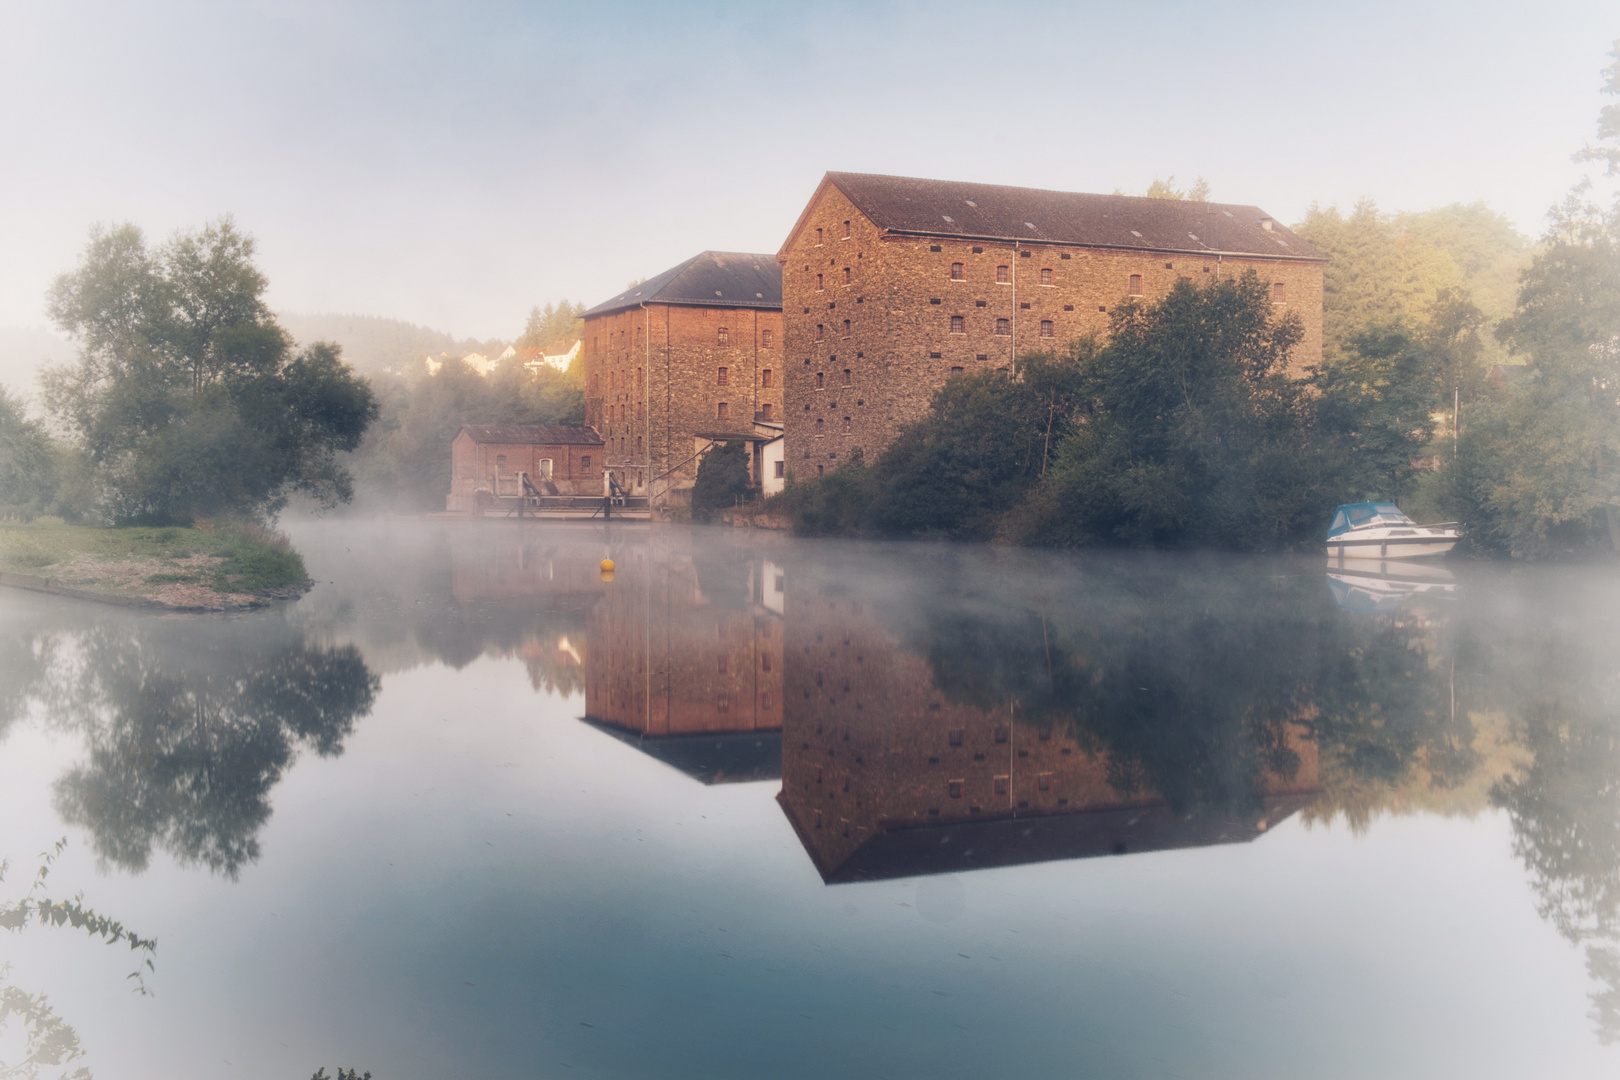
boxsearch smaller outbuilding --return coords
[448,424,605,511]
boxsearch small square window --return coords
[581,455,591,469]
[996,318,1010,335]
[1040,320,1053,337]
[976,353,987,362]
[717,366,728,385]
[948,729,964,746]
[950,365,964,375]
[1063,304,1074,311]
[949,779,964,798]
[929,351,942,359]
[950,315,965,333]
[950,262,964,280]
[993,776,1009,795]
[975,300,986,307]
[816,464,824,475]
[972,246,983,254]
[1060,253,1072,260]
[929,298,942,305]
[930,244,942,252]
[994,724,1010,743]
[996,265,1010,283]
[1020,250,1031,258]
[1164,262,1174,270]
[1040,267,1052,285]
[1019,302,1031,310]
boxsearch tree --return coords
[1009,271,1325,549]
[0,390,61,520]
[516,300,586,351]
[1438,200,1620,557]
[43,219,377,524]
[1144,175,1210,202]
[691,440,750,522]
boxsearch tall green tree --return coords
[516,300,586,351]
[44,219,377,524]
[1009,271,1326,549]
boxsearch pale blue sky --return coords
[1,0,1615,341]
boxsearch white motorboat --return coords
[1326,502,1459,560]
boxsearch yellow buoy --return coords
[600,558,615,573]
[600,569,615,583]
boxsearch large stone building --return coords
[446,423,604,510]
[777,172,1327,474]
[583,251,783,503]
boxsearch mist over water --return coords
[1,520,1618,1078]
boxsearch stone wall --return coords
[779,185,1325,477]
[585,303,784,493]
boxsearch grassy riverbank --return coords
[0,519,309,610]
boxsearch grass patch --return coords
[212,542,305,593]
[0,519,308,596]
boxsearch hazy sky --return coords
[2,0,1616,341]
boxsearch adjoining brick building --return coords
[583,252,783,505]
[777,172,1327,474]
[447,424,604,511]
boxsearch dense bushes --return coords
[691,440,751,522]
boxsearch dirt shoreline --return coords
[0,566,311,612]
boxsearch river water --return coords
[2,520,1618,1079]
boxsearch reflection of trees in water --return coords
[1483,621,1620,1043]
[893,558,1459,821]
[3,614,379,879]
[868,553,1620,1042]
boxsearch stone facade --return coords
[778,174,1327,475]
[584,252,783,501]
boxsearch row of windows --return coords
[595,327,775,352]
[812,417,855,435]
[814,221,853,244]
[713,366,775,387]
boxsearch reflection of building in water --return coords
[778,591,1319,883]
[450,532,606,606]
[583,548,784,784]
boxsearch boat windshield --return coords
[1332,503,1417,536]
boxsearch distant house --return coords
[521,339,582,372]
[447,424,604,511]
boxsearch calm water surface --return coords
[3,521,1619,1079]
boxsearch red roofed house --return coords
[447,424,604,511]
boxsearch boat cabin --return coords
[1327,502,1413,537]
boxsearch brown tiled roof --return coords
[586,251,783,318]
[458,424,603,446]
[797,172,1324,261]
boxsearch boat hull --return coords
[1326,536,1457,559]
